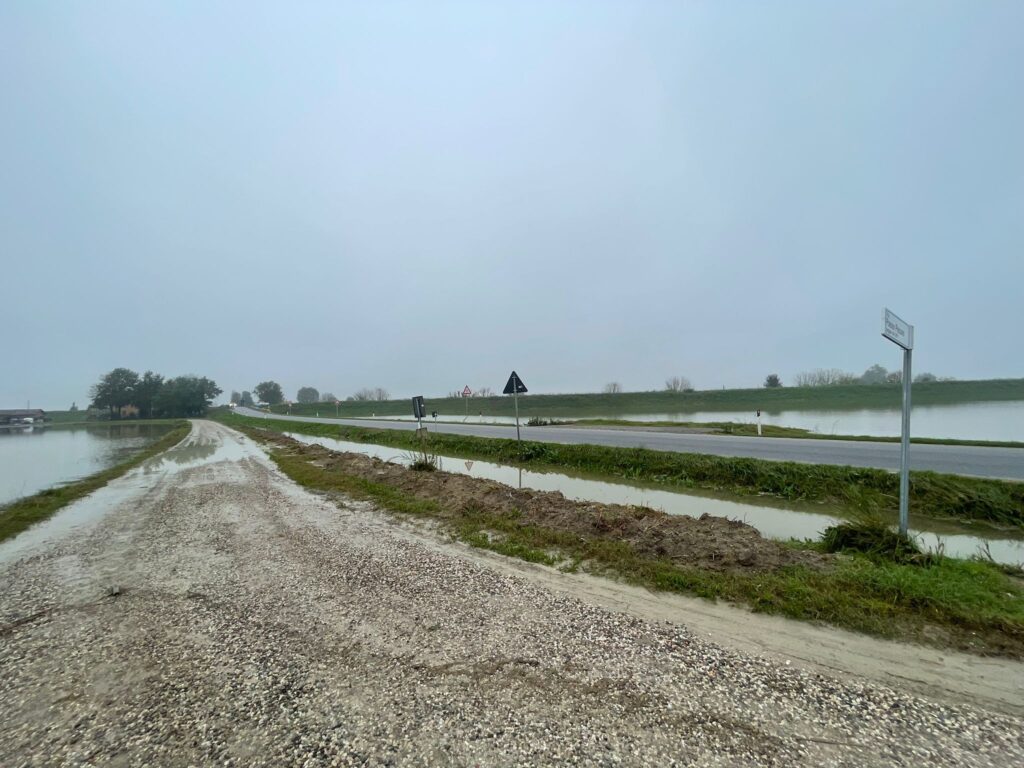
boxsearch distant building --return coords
[0,409,46,425]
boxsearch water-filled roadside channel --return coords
[284,432,1024,566]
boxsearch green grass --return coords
[0,422,191,543]
[214,411,1024,528]
[268,377,1024,419]
[567,419,1024,448]
[252,432,1024,658]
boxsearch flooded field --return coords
[0,424,177,506]
[286,432,1024,566]
[365,400,1024,442]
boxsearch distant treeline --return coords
[90,368,221,419]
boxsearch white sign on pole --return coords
[882,309,914,350]
[881,308,914,536]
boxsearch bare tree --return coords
[664,376,692,392]
[321,391,337,402]
[351,387,390,402]
[603,382,622,394]
[476,386,493,397]
[793,369,858,387]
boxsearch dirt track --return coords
[1,420,1022,767]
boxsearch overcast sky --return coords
[3,1,1022,409]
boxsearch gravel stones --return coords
[0,420,1020,767]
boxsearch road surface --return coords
[1,419,1021,766]
[236,407,1024,481]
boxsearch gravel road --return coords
[1,420,1021,767]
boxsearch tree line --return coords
[230,382,391,406]
[90,368,221,419]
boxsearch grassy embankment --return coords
[217,412,1024,528]
[32,410,183,428]
[219,415,1024,657]
[563,419,1024,448]
[0,421,191,544]
[270,377,1024,419]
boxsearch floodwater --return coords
[285,432,1024,567]
[364,400,1024,442]
[0,424,177,506]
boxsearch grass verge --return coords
[566,419,1024,448]
[236,424,1024,658]
[0,421,191,543]
[214,411,1024,528]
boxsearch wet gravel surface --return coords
[0,420,1021,767]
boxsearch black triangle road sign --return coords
[503,370,528,395]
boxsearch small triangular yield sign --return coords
[464,461,474,471]
[503,371,528,395]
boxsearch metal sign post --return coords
[412,396,426,435]
[882,308,914,535]
[502,371,528,445]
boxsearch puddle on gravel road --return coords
[0,428,265,566]
[285,432,1024,567]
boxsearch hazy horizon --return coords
[3,2,1022,410]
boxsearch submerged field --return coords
[270,378,1024,420]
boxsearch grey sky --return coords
[3,1,1022,409]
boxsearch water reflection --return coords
[364,401,1024,442]
[0,424,176,506]
[285,432,1024,566]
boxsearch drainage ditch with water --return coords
[285,432,1024,567]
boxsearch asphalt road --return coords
[236,408,1023,480]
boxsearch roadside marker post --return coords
[412,395,427,436]
[462,385,472,421]
[882,308,914,535]
[502,371,528,444]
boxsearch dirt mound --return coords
[269,433,830,574]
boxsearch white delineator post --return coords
[882,308,914,536]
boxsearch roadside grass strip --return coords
[0,422,191,544]
[216,412,1024,528]
[233,422,1024,659]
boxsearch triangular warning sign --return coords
[503,370,528,395]
[464,461,474,471]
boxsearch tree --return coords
[352,387,389,401]
[793,369,858,387]
[859,364,888,385]
[297,386,320,404]
[230,390,242,405]
[254,381,284,405]
[69,402,79,412]
[603,382,622,394]
[155,376,222,417]
[664,376,692,392]
[135,371,165,419]
[886,371,902,384]
[763,374,782,388]
[321,391,337,402]
[239,391,255,407]
[89,367,140,418]
[476,387,493,397]
[914,372,938,383]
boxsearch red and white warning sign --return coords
[462,386,472,397]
